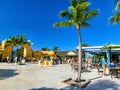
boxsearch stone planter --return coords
[61,78,91,88]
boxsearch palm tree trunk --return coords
[76,24,82,81]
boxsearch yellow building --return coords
[0,40,56,62]
[0,40,33,61]
[33,50,56,60]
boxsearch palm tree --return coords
[54,0,98,81]
[17,35,32,47]
[14,48,24,57]
[5,36,20,57]
[109,0,120,24]
[52,46,60,54]
[41,47,50,51]
[6,36,19,47]
[6,35,31,57]
[17,35,26,46]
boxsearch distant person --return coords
[70,57,74,66]
[98,57,107,77]
[72,58,78,72]
[21,57,26,64]
[14,56,18,63]
[109,61,118,78]
[39,58,44,67]
[32,57,36,62]
[86,56,92,71]
[7,56,11,63]
[69,57,74,70]
[14,56,18,70]
[109,61,116,68]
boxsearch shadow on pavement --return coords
[60,79,120,90]
[30,87,58,90]
[89,76,103,80]
[60,80,120,90]
[30,79,120,90]
[0,69,19,80]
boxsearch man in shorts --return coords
[99,57,107,77]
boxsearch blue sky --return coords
[0,0,120,50]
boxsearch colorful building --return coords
[0,40,56,62]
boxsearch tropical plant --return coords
[115,0,120,10]
[6,36,19,47]
[82,43,89,47]
[17,35,26,46]
[109,0,120,24]
[54,0,99,81]
[17,35,32,47]
[14,48,24,57]
[109,13,120,24]
[5,35,31,57]
[5,36,19,57]
[52,46,60,53]
[41,47,50,51]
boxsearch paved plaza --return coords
[0,63,120,90]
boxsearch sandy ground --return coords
[0,63,120,90]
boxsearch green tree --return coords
[41,47,50,51]
[109,0,120,24]
[17,35,32,47]
[54,0,98,81]
[5,36,20,57]
[52,46,60,54]
[14,48,24,57]
[6,35,31,57]
[82,43,89,47]
[6,36,19,47]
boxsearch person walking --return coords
[14,56,18,70]
[98,57,107,77]
[86,56,92,71]
[39,58,44,68]
[7,56,10,63]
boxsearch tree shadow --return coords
[89,76,103,80]
[0,69,19,80]
[81,69,92,73]
[30,87,58,90]
[60,79,120,90]
[30,79,120,90]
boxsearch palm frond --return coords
[78,0,88,4]
[54,0,98,29]
[54,22,73,27]
[69,6,77,18]
[70,0,77,7]
[77,2,90,10]
[109,12,120,24]
[60,10,69,18]
[59,10,72,19]
[115,0,120,10]
[84,10,99,20]
[81,22,91,27]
